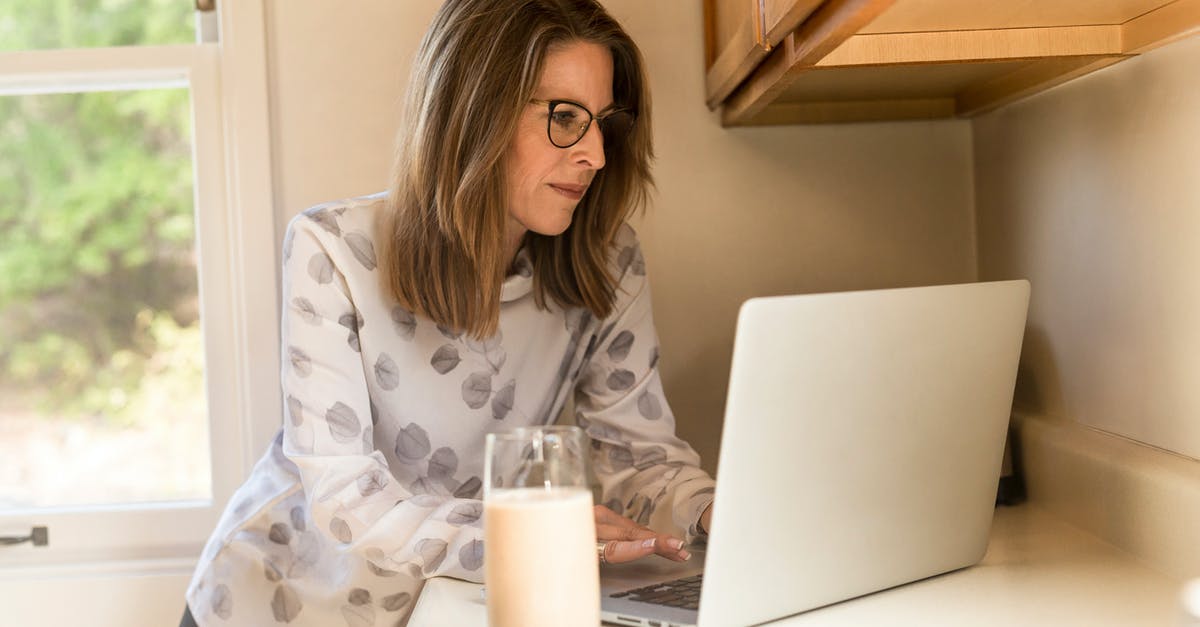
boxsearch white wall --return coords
[974,35,1200,461]
[263,0,977,472]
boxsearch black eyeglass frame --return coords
[530,98,635,149]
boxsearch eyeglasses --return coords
[531,99,635,149]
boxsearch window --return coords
[0,0,278,566]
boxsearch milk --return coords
[484,487,599,627]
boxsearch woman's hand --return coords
[594,505,691,564]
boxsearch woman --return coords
[184,0,715,625]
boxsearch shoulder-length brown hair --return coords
[377,0,653,339]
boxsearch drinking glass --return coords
[484,425,599,627]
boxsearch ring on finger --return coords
[596,541,609,565]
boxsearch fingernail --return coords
[641,538,656,549]
[680,550,691,561]
[667,538,684,550]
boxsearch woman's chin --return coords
[527,214,574,237]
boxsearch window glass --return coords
[0,87,211,509]
[0,0,196,53]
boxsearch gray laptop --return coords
[600,280,1030,627]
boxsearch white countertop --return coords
[408,505,1184,626]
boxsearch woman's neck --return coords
[504,221,527,276]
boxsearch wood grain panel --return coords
[761,0,826,45]
[733,98,955,124]
[776,60,1029,102]
[1122,0,1200,53]
[956,55,1128,115]
[860,0,1170,34]
[723,0,895,124]
[705,0,769,108]
[818,25,1122,66]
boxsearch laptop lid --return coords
[696,280,1030,627]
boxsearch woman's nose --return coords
[572,122,606,170]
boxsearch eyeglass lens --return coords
[547,101,632,148]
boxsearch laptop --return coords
[599,280,1031,627]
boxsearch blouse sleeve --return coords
[279,213,485,582]
[574,225,716,544]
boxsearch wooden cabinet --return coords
[704,0,1200,125]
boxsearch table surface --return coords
[408,504,1184,626]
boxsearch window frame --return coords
[0,0,278,571]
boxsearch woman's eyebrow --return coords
[544,97,617,114]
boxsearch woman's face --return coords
[506,40,613,239]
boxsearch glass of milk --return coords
[483,425,599,627]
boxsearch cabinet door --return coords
[762,0,825,46]
[705,0,828,108]
[705,0,768,107]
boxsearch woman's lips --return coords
[549,183,586,201]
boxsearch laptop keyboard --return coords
[608,574,702,610]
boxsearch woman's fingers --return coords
[595,522,691,563]
[599,536,658,564]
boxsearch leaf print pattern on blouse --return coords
[326,402,361,443]
[287,395,303,426]
[344,232,376,270]
[417,538,448,574]
[607,330,634,362]
[460,539,485,571]
[268,522,292,545]
[374,353,399,390]
[617,245,646,277]
[461,371,492,409]
[308,252,335,284]
[608,445,634,471]
[446,502,482,526]
[394,423,431,461]
[391,306,417,340]
[437,324,462,340]
[381,592,413,612]
[357,469,388,497]
[635,445,669,470]
[637,391,662,420]
[491,380,515,420]
[427,447,458,479]
[290,506,306,532]
[329,517,353,544]
[454,476,482,499]
[367,561,400,578]
[431,344,461,374]
[606,369,636,391]
[341,603,374,627]
[340,313,362,352]
[292,297,320,324]
[626,494,652,525]
[211,583,233,620]
[272,584,303,622]
[264,558,283,582]
[288,347,312,377]
[305,207,342,236]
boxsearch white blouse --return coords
[185,193,716,626]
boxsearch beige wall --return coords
[265,1,977,472]
[974,35,1200,461]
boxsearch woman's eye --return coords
[551,111,580,127]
